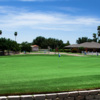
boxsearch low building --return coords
[65,42,100,52]
[31,45,39,51]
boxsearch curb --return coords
[0,89,100,100]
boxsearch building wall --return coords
[32,47,39,51]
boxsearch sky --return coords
[0,0,100,44]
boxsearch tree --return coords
[97,26,100,41]
[88,38,94,42]
[76,36,98,44]
[76,37,88,44]
[14,32,17,41]
[32,36,47,49]
[0,30,2,35]
[93,33,96,39]
[32,36,64,49]
[65,41,70,46]
[47,38,55,49]
[21,42,32,53]
[6,39,20,55]
[57,40,64,49]
[93,33,97,42]
[0,38,20,55]
[98,40,100,43]
[0,38,7,55]
[75,26,100,44]
[97,26,100,36]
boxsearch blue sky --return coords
[0,0,100,44]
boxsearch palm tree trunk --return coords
[98,35,99,42]
[15,36,16,41]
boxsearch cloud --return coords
[0,14,99,35]
[0,5,99,43]
[0,6,100,32]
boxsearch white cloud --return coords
[0,6,99,43]
[0,13,99,38]
[10,14,100,25]
[0,7,100,31]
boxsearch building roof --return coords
[65,44,80,48]
[31,45,39,47]
[65,42,100,49]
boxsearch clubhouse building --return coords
[65,42,100,52]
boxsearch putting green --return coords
[0,54,100,95]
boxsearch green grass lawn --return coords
[0,54,100,95]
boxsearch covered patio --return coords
[65,42,100,52]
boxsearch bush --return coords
[64,49,71,52]
[52,49,55,52]
[78,47,84,53]
[71,48,78,53]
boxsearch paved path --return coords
[23,52,84,57]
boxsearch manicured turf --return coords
[0,54,100,95]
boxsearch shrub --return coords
[64,49,71,52]
[59,49,64,52]
[71,48,78,53]
[52,49,55,52]
[78,47,84,53]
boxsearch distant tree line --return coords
[20,37,70,52]
[76,37,97,44]
[32,36,63,49]
[1,25,100,55]
[0,36,70,55]
[32,36,70,49]
[20,42,32,52]
[0,29,70,55]
[76,26,100,44]
[0,38,20,55]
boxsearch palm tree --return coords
[93,33,97,42]
[0,30,2,35]
[93,33,96,39]
[97,26,100,42]
[14,32,17,41]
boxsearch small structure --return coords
[65,42,100,52]
[31,45,39,51]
